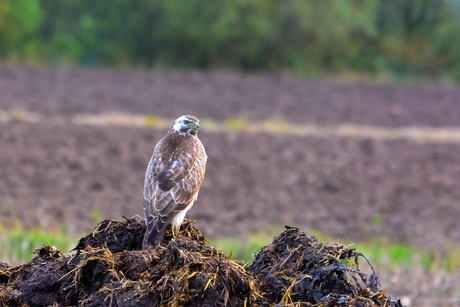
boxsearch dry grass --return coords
[2,110,460,143]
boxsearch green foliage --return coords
[0,225,77,264]
[201,117,216,130]
[0,0,459,77]
[211,230,460,275]
[354,240,460,273]
[91,205,104,224]
[225,117,247,131]
[0,0,41,59]
[1,224,460,279]
[371,213,382,225]
[142,115,165,128]
[211,232,273,263]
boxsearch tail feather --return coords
[142,199,178,250]
[142,226,167,250]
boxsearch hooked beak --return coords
[188,121,200,135]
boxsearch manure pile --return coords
[0,218,403,306]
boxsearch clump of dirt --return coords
[0,218,403,306]
[71,217,147,253]
[247,226,396,306]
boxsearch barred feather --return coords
[142,115,207,250]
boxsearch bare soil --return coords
[1,65,459,127]
[0,65,459,251]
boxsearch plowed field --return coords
[1,65,459,252]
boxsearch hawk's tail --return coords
[142,199,177,250]
[142,226,166,250]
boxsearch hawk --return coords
[142,115,207,250]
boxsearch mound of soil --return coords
[0,218,402,307]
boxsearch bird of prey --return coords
[142,115,207,250]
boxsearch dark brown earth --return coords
[2,120,460,252]
[0,65,459,252]
[0,219,402,307]
[1,65,459,127]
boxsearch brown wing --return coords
[143,137,207,249]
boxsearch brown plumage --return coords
[142,115,207,250]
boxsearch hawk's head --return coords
[171,115,201,136]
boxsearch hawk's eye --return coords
[183,120,191,125]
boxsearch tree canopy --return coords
[1,0,459,79]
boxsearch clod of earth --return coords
[0,218,404,307]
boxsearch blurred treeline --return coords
[1,0,460,78]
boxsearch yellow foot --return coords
[172,226,178,239]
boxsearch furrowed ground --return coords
[0,65,460,305]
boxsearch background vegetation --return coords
[1,0,460,79]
